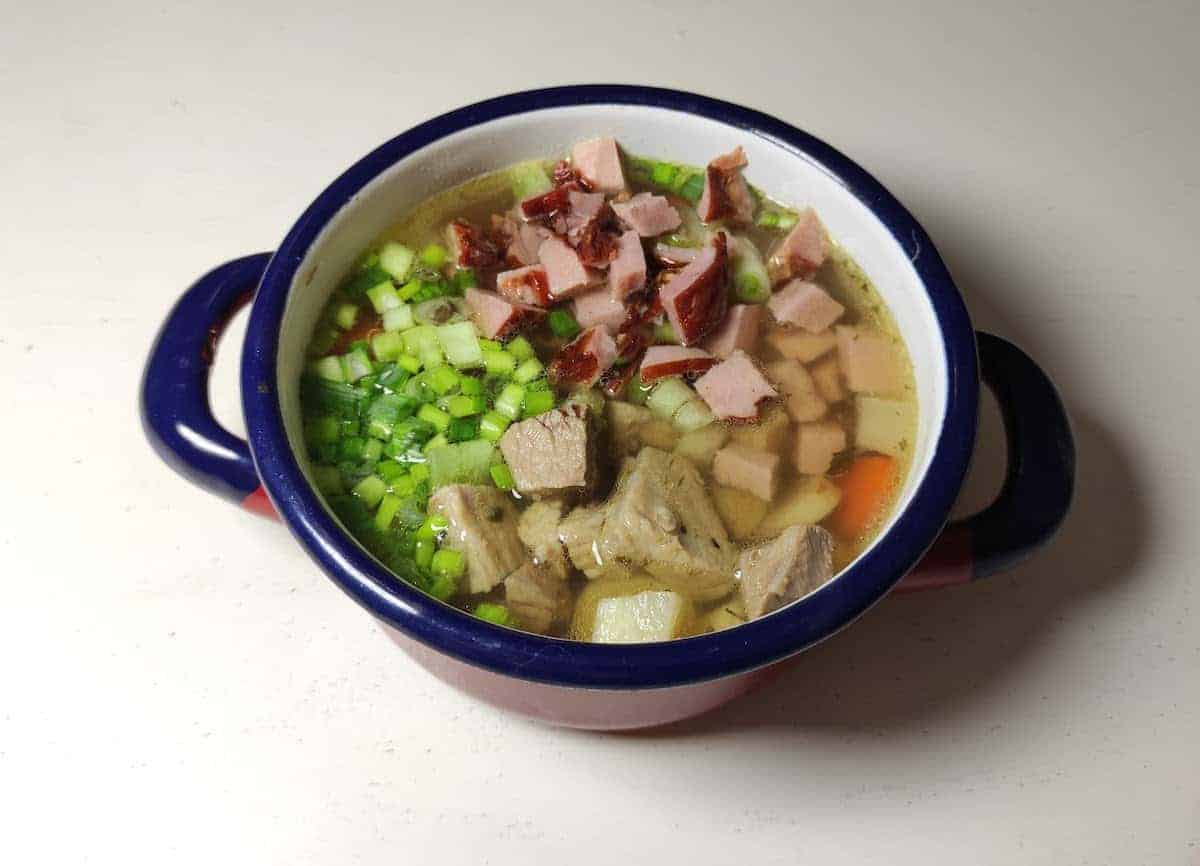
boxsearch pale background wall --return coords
[1,1,1196,863]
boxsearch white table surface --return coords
[3,1,1197,863]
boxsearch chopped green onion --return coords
[311,355,345,382]
[379,242,416,281]
[446,417,479,442]
[366,280,402,313]
[450,268,478,293]
[426,439,494,488]
[478,338,503,352]
[426,365,461,395]
[626,373,652,406]
[428,572,458,601]
[494,383,526,420]
[423,433,449,453]
[370,331,404,362]
[458,376,483,397]
[334,303,359,330]
[340,348,373,382]
[436,321,484,369]
[547,309,582,339]
[377,461,406,483]
[678,172,705,203]
[481,348,517,377]
[513,357,544,384]
[651,161,678,187]
[414,538,435,570]
[373,494,402,530]
[432,549,467,580]
[396,353,422,374]
[361,438,383,463]
[505,335,536,361]
[301,376,366,417]
[351,474,386,508]
[419,243,448,270]
[382,304,414,332]
[776,212,798,230]
[417,403,451,431]
[341,264,392,297]
[472,602,513,626]
[397,279,423,301]
[489,462,515,491]
[447,394,486,418]
[508,160,553,200]
[479,410,511,442]
[521,389,555,418]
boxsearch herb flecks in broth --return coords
[300,138,917,643]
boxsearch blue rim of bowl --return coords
[242,84,978,690]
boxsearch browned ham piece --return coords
[767,208,829,283]
[495,264,551,307]
[697,146,755,225]
[638,345,716,382]
[611,192,682,237]
[464,287,546,339]
[571,137,626,194]
[548,325,618,387]
[445,219,498,269]
[608,229,647,299]
[573,286,628,333]
[658,232,729,346]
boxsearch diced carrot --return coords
[828,454,897,540]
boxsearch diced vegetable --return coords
[366,280,402,313]
[382,304,414,332]
[479,410,511,442]
[645,378,694,420]
[414,537,435,570]
[704,599,747,632]
[730,234,770,303]
[426,365,460,395]
[436,321,484,369]
[403,325,445,368]
[365,393,416,440]
[712,485,769,540]
[311,355,345,382]
[677,172,705,203]
[521,389,555,418]
[547,309,582,339]
[651,161,678,186]
[854,396,911,458]
[334,303,359,330]
[637,418,679,450]
[379,242,416,281]
[505,335,536,361]
[494,383,526,420]
[592,590,689,643]
[829,455,897,540]
[508,160,553,200]
[756,476,843,537]
[373,494,402,530]
[417,403,451,431]
[371,331,404,362]
[512,357,544,384]
[474,601,515,626]
[673,424,729,469]
[351,475,386,509]
[419,243,448,269]
[450,268,478,293]
[489,462,515,491]
[446,417,479,442]
[446,394,486,418]
[340,348,373,382]
[396,354,422,374]
[481,348,516,377]
[426,439,495,488]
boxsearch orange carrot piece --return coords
[829,454,897,540]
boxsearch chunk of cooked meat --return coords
[539,235,601,299]
[495,264,551,307]
[504,563,572,634]
[694,349,777,421]
[445,219,498,269]
[638,345,716,382]
[658,232,729,346]
[767,280,845,333]
[558,448,736,601]
[611,192,682,237]
[697,146,755,225]
[702,303,764,359]
[737,524,835,619]
[572,286,627,333]
[767,208,828,283]
[464,288,546,339]
[427,484,526,594]
[498,404,597,499]
[571,136,626,194]
[548,325,617,387]
[604,401,655,458]
[516,498,572,580]
[608,229,647,299]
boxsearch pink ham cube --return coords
[464,288,546,339]
[694,349,777,421]
[767,280,845,333]
[538,235,600,299]
[768,208,829,282]
[608,229,646,300]
[611,193,681,237]
[702,303,764,359]
[572,287,627,333]
[495,264,551,307]
[571,137,626,194]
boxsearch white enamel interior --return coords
[276,105,948,567]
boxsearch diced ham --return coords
[712,444,781,502]
[572,200,622,269]
[552,159,591,190]
[548,325,618,387]
[766,359,827,422]
[519,185,571,222]
[464,287,545,339]
[445,220,498,268]
[571,137,626,194]
[611,192,682,237]
[573,286,627,333]
[697,146,755,225]
[659,232,729,346]
[765,328,837,363]
[564,190,606,243]
[767,280,845,333]
[694,349,777,421]
[608,229,646,300]
[539,236,600,299]
[639,345,716,383]
[768,208,829,283]
[810,356,847,403]
[702,303,764,359]
[495,264,551,307]
[654,244,700,267]
[793,420,847,475]
[835,326,904,395]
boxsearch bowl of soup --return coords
[142,86,1074,729]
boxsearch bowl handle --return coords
[140,253,278,518]
[895,331,1075,591]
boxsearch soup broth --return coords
[299,138,916,642]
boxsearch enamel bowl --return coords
[142,86,1074,729]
